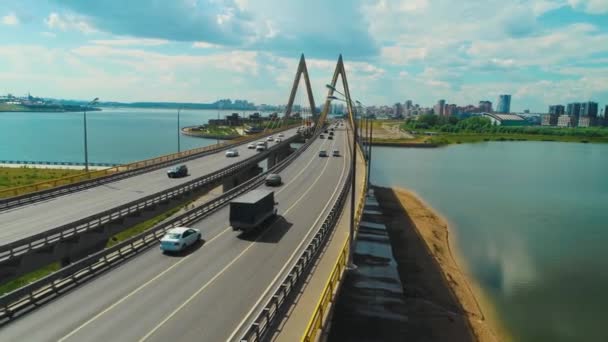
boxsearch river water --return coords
[371,142,608,342]
[2,110,607,340]
[0,108,268,164]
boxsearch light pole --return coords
[328,94,358,270]
[177,107,182,153]
[217,103,222,146]
[83,97,98,172]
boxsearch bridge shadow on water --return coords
[237,216,292,243]
[328,186,475,342]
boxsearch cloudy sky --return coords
[1,0,607,112]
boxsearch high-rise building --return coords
[434,99,446,116]
[394,103,404,118]
[445,104,458,116]
[479,100,492,113]
[566,102,582,118]
[580,101,598,118]
[549,105,565,116]
[497,95,511,113]
[405,100,413,109]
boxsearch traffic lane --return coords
[54,134,340,341]
[0,128,300,244]
[144,132,349,341]
[0,132,328,340]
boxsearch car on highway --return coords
[256,144,266,152]
[275,138,282,143]
[247,142,256,149]
[328,135,333,140]
[320,134,325,139]
[265,173,282,186]
[324,129,328,133]
[225,149,239,157]
[332,150,340,157]
[329,131,334,136]
[160,227,201,253]
[266,136,274,141]
[167,164,188,178]
[319,150,328,157]
[278,133,284,138]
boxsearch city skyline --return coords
[1,1,607,111]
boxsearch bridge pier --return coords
[222,165,263,192]
[267,145,294,170]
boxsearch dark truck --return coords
[229,189,278,232]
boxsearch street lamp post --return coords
[177,107,182,153]
[83,97,99,172]
[328,94,358,270]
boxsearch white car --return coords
[160,227,201,253]
[247,143,256,149]
[256,145,266,151]
[225,149,239,157]
[266,136,274,141]
[275,138,282,143]
[278,133,284,138]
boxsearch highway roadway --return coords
[0,128,299,245]
[0,126,350,341]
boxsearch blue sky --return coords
[1,0,607,112]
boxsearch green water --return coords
[371,142,608,342]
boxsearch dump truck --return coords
[229,189,278,232]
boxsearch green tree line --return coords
[402,115,608,137]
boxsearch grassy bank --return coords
[0,167,84,191]
[106,205,186,248]
[425,133,608,145]
[0,262,61,296]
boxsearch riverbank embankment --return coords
[373,186,508,342]
[181,126,240,140]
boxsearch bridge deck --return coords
[0,128,298,245]
[273,146,366,342]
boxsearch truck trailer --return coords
[229,189,278,232]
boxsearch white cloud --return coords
[1,12,19,25]
[568,0,608,14]
[44,12,97,34]
[192,41,219,49]
[91,38,169,46]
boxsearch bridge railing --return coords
[300,142,368,342]
[238,121,368,342]
[0,127,318,320]
[0,134,300,265]
[0,124,300,209]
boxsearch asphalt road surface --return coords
[1,126,351,342]
[0,128,299,245]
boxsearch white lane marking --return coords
[57,132,328,341]
[138,132,343,342]
[57,227,230,342]
[225,128,347,341]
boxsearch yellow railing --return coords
[0,124,299,199]
[302,141,368,342]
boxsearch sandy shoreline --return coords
[374,186,510,342]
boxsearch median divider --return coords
[0,124,299,210]
[0,127,319,321]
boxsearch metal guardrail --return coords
[239,132,369,342]
[0,127,319,320]
[300,145,368,342]
[0,134,300,264]
[239,169,353,342]
[0,161,120,167]
[0,124,299,209]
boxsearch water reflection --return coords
[371,142,608,341]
